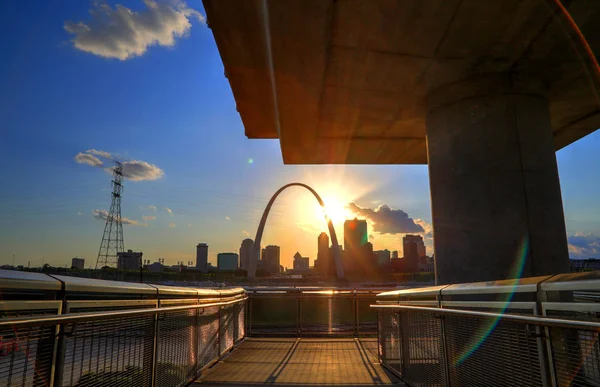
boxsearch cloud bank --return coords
[568,233,600,259]
[346,203,425,234]
[64,0,204,60]
[74,149,164,181]
[93,209,145,226]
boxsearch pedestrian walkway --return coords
[194,338,403,386]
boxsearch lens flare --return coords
[453,236,530,366]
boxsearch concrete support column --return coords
[426,74,569,285]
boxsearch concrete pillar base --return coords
[426,74,569,285]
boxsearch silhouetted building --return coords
[217,253,238,271]
[262,245,281,274]
[392,251,399,259]
[403,235,426,258]
[344,218,369,274]
[196,243,208,273]
[316,232,334,276]
[402,239,420,273]
[293,252,310,274]
[375,249,391,266]
[71,257,85,270]
[117,250,143,271]
[239,239,254,271]
[570,258,600,272]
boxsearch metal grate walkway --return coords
[194,338,403,386]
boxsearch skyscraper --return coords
[344,218,368,274]
[239,238,254,271]
[403,235,426,258]
[196,243,208,273]
[262,245,281,274]
[217,252,238,271]
[317,232,333,276]
[403,235,424,273]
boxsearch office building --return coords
[262,245,281,274]
[239,238,254,271]
[375,249,391,266]
[344,218,369,274]
[293,252,310,274]
[316,232,334,276]
[196,243,208,273]
[217,253,238,271]
[117,250,143,271]
[403,235,426,258]
[71,257,85,270]
[392,251,399,259]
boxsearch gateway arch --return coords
[248,183,344,280]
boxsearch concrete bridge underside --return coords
[203,0,600,284]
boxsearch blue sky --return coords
[0,0,598,269]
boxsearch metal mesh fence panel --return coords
[155,309,197,387]
[546,309,600,387]
[549,327,600,387]
[219,307,235,356]
[357,298,378,336]
[401,310,445,387]
[197,306,219,370]
[235,303,245,342]
[60,314,155,387]
[248,297,297,335]
[300,297,354,335]
[444,313,544,387]
[197,306,219,369]
[0,324,56,387]
[380,310,402,375]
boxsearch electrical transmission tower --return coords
[96,161,124,269]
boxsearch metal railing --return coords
[0,271,247,387]
[246,287,393,337]
[374,272,600,387]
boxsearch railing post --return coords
[296,296,302,337]
[377,310,384,363]
[149,313,159,387]
[217,307,222,357]
[194,307,199,379]
[247,297,253,337]
[49,323,64,387]
[399,311,409,377]
[354,295,359,337]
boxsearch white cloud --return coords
[92,209,146,226]
[164,207,173,215]
[86,149,113,159]
[168,222,176,228]
[242,230,250,236]
[143,215,156,221]
[568,233,600,259]
[148,205,157,211]
[64,0,204,60]
[77,211,83,216]
[75,152,103,167]
[121,160,164,181]
[225,216,231,220]
[74,149,164,181]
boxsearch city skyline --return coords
[1,1,599,271]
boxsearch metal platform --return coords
[194,338,403,386]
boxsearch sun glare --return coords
[316,195,350,225]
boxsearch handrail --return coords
[371,303,600,331]
[0,296,247,328]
